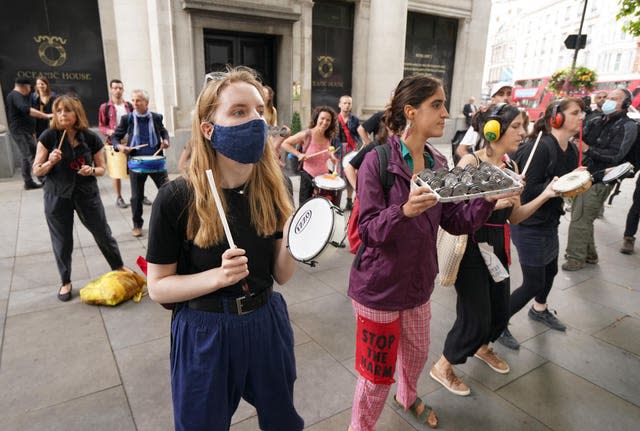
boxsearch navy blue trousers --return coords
[170,292,304,431]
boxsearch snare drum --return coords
[313,174,346,206]
[552,170,592,197]
[342,151,358,169]
[104,145,128,179]
[603,162,634,183]
[128,155,167,174]
[287,197,346,266]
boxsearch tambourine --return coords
[552,170,592,197]
[602,162,634,183]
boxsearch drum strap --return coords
[338,114,357,152]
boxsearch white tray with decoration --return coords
[413,162,523,203]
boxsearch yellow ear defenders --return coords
[483,103,508,142]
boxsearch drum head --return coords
[132,155,165,161]
[288,198,334,262]
[314,174,346,190]
[603,162,633,183]
[552,170,591,193]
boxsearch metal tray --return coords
[414,165,523,203]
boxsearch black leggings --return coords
[509,257,558,317]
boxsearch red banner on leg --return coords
[354,314,400,384]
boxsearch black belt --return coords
[188,286,272,315]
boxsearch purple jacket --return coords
[348,135,496,311]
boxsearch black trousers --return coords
[509,258,558,317]
[44,190,123,285]
[624,173,640,238]
[298,170,314,206]
[129,170,169,228]
[10,130,37,184]
[443,245,510,364]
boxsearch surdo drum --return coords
[287,197,346,267]
[552,170,592,198]
[127,155,167,174]
[313,174,346,206]
[104,145,128,179]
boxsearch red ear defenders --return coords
[483,103,508,141]
[549,102,564,129]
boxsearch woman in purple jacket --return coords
[347,75,518,431]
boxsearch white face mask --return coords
[602,100,617,115]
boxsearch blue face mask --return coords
[210,119,268,164]
[602,100,617,115]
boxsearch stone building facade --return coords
[0,0,491,176]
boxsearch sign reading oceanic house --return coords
[0,0,108,125]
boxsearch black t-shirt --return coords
[349,140,383,169]
[146,178,281,299]
[39,128,103,198]
[514,134,578,227]
[6,90,35,134]
[361,111,384,136]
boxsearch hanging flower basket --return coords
[547,66,597,96]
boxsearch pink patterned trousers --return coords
[350,300,432,431]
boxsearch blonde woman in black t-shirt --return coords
[146,67,302,431]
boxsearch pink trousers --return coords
[350,300,432,431]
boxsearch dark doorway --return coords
[311,0,354,109]
[203,30,277,91]
[404,12,458,111]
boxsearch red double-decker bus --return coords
[512,77,555,121]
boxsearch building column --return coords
[351,0,371,117]
[361,0,408,116]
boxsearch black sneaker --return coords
[497,328,520,350]
[528,307,566,331]
[116,196,129,208]
[143,196,153,206]
[24,181,43,190]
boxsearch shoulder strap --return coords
[374,144,394,195]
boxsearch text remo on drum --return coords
[287,197,346,267]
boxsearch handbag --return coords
[436,227,468,287]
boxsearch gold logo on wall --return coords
[33,35,68,67]
[317,56,334,79]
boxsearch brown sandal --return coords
[394,395,438,428]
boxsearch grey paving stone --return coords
[310,264,351,297]
[522,329,640,407]
[11,251,89,291]
[289,293,356,360]
[101,297,171,350]
[7,279,90,316]
[304,406,415,431]
[2,386,136,431]
[497,362,640,431]
[594,315,640,356]
[0,305,121,413]
[415,381,550,431]
[275,267,336,306]
[230,399,258,426]
[546,287,626,334]
[565,277,640,318]
[0,257,13,300]
[0,232,17,259]
[14,225,53,257]
[113,337,173,431]
[291,321,312,346]
[294,341,357,426]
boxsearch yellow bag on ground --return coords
[80,270,146,306]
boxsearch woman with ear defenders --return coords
[496,98,584,351]
[430,104,557,396]
[145,68,303,431]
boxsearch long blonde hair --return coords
[186,67,293,247]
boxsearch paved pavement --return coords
[1,144,640,430]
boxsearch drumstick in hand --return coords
[131,144,149,150]
[152,147,163,157]
[205,169,236,248]
[57,130,67,151]
[305,149,329,159]
[521,131,543,178]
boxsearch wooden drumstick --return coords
[131,144,149,150]
[152,147,163,157]
[305,149,329,159]
[520,131,543,178]
[205,169,236,248]
[57,130,67,151]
